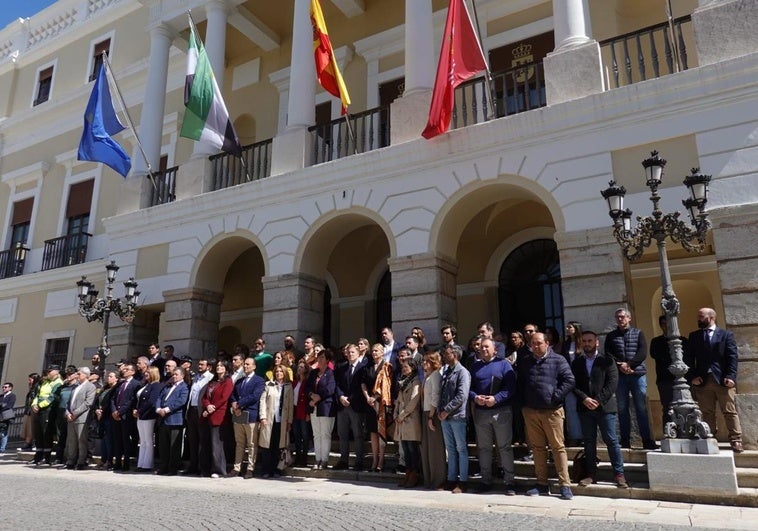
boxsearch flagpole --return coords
[468,0,496,121]
[342,112,358,156]
[102,53,158,192]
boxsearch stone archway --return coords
[292,211,394,346]
[431,179,560,341]
[162,233,267,357]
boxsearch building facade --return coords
[0,0,757,444]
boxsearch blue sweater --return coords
[517,350,575,410]
[468,357,516,408]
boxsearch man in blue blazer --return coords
[230,357,266,478]
[155,367,189,474]
[684,307,743,452]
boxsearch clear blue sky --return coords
[0,0,59,30]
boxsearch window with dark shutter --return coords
[34,66,54,106]
[90,39,111,81]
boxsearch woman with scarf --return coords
[361,343,393,472]
[259,365,294,478]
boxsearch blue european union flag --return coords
[77,64,131,177]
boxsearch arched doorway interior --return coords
[498,239,563,335]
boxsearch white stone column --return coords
[204,0,229,90]
[134,23,174,176]
[287,0,315,129]
[552,0,591,50]
[192,0,230,159]
[404,0,434,95]
[271,0,314,174]
[543,0,602,104]
[390,0,435,144]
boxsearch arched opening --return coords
[498,239,564,335]
[375,269,392,334]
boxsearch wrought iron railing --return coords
[209,139,273,192]
[5,406,25,442]
[599,15,693,89]
[0,245,28,279]
[452,60,547,130]
[41,232,91,271]
[308,105,390,165]
[147,165,178,207]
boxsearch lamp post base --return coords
[660,437,720,454]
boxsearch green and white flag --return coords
[180,16,242,156]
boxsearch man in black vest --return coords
[604,308,656,450]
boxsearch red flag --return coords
[422,0,487,139]
[310,0,351,115]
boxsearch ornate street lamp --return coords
[76,260,140,360]
[601,151,712,441]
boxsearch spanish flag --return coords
[310,0,351,114]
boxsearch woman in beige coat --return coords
[258,366,294,478]
[394,359,422,488]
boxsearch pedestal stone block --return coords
[543,40,604,105]
[647,452,738,495]
[390,90,432,145]
[660,437,719,454]
[693,0,758,66]
[271,127,312,176]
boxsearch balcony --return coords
[452,60,547,131]
[308,105,390,165]
[0,244,28,279]
[41,233,91,271]
[147,165,178,207]
[600,15,693,89]
[209,138,273,192]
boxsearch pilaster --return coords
[161,287,224,358]
[261,273,325,347]
[388,253,458,344]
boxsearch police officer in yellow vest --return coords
[31,365,63,465]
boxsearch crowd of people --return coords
[9,306,743,500]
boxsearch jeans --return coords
[0,421,9,452]
[563,392,583,440]
[441,418,468,482]
[579,410,624,477]
[616,373,652,444]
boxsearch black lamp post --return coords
[76,260,140,361]
[601,151,712,440]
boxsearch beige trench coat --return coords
[394,378,421,442]
[258,381,294,449]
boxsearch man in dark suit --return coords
[334,343,368,471]
[111,363,140,471]
[571,331,627,488]
[0,382,16,453]
[64,367,97,469]
[684,307,743,453]
[155,367,189,475]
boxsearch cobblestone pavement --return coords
[0,460,741,530]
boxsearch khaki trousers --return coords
[233,421,259,472]
[693,377,742,440]
[522,406,570,487]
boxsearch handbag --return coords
[570,449,599,483]
[0,408,13,421]
[277,448,293,471]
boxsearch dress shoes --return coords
[332,462,349,470]
[731,440,744,453]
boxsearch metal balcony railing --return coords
[308,105,390,165]
[41,233,91,271]
[209,139,273,192]
[0,245,28,279]
[600,15,693,89]
[452,60,547,130]
[147,165,178,207]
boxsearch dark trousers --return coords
[401,440,420,472]
[33,407,56,459]
[55,410,68,462]
[158,424,184,474]
[100,418,114,464]
[199,423,226,476]
[657,381,674,420]
[579,409,624,477]
[222,413,235,468]
[185,407,201,473]
[292,418,311,459]
[113,417,136,468]
[337,407,364,466]
[261,421,282,476]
